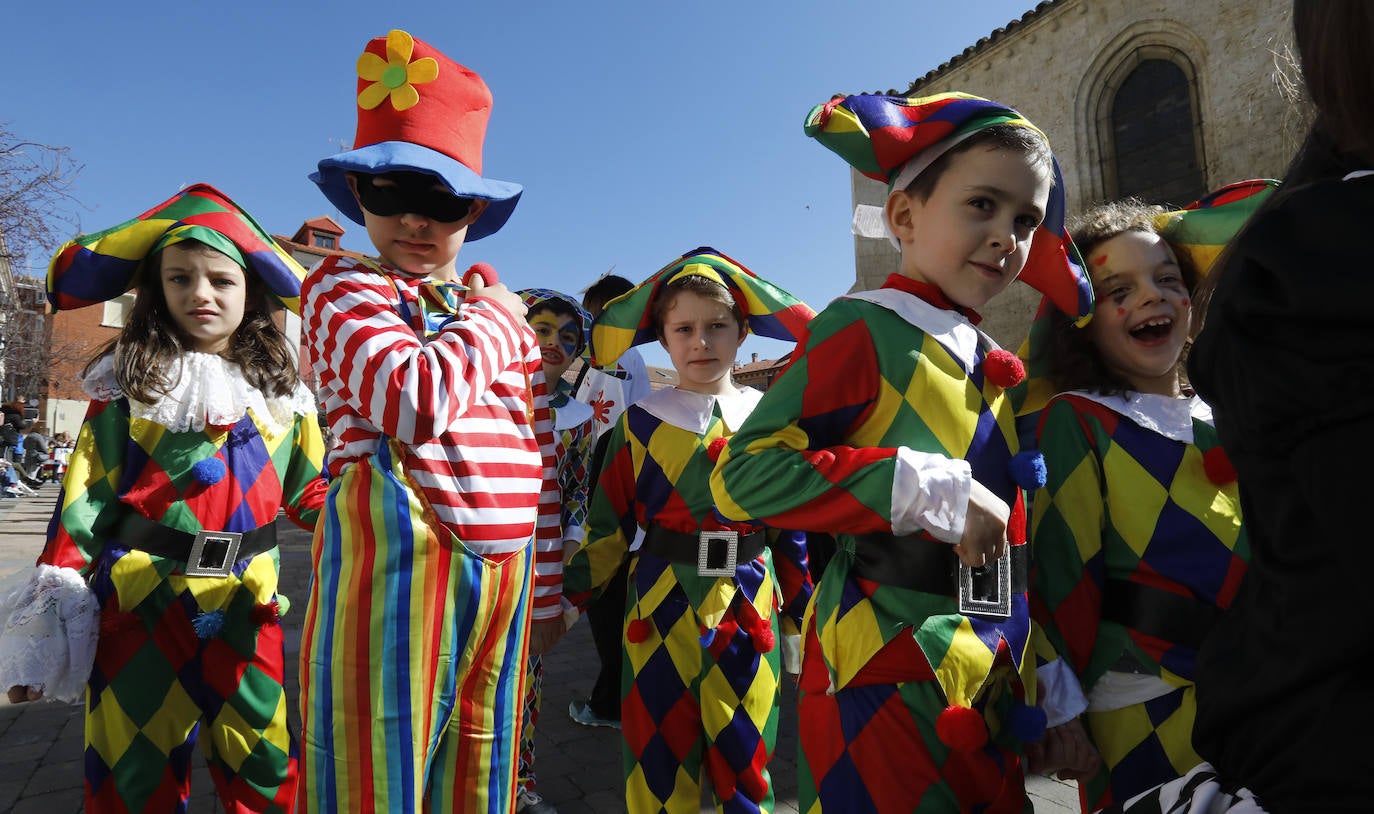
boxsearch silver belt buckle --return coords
[185,530,243,578]
[697,530,739,578]
[958,548,1012,618]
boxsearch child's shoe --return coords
[568,699,620,729]
[515,788,558,814]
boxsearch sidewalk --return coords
[0,484,1080,813]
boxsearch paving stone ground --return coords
[0,483,1080,812]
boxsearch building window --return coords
[1109,58,1205,206]
[313,233,336,250]
[101,292,136,328]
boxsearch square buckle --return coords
[185,530,243,578]
[697,530,739,578]
[958,547,1012,619]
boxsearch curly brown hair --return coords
[1037,199,1199,396]
[82,240,300,403]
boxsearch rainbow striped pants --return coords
[297,441,534,814]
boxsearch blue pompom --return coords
[192,609,226,639]
[191,457,227,486]
[699,627,717,648]
[1009,450,1047,491]
[1006,702,1048,742]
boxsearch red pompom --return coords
[627,618,652,643]
[982,349,1026,388]
[463,262,498,287]
[1202,447,1237,485]
[935,704,989,751]
[706,437,728,463]
[251,601,280,627]
[752,623,775,653]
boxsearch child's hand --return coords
[953,480,1009,568]
[7,684,42,703]
[464,265,527,321]
[527,618,567,655]
[1024,717,1100,780]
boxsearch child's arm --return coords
[712,303,973,542]
[528,360,566,653]
[302,260,533,444]
[38,399,129,575]
[563,414,638,605]
[279,396,329,531]
[1029,397,1108,677]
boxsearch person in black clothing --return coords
[1106,2,1374,812]
[0,402,22,464]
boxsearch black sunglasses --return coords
[354,172,476,223]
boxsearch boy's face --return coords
[1084,230,1191,396]
[657,289,746,396]
[347,172,488,281]
[528,307,582,385]
[159,243,247,355]
[886,145,1051,310]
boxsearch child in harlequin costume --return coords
[0,183,325,813]
[513,288,597,814]
[568,273,652,731]
[563,248,815,814]
[1026,186,1271,812]
[710,93,1100,813]
[297,28,560,814]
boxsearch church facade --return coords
[851,0,1298,348]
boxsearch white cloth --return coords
[84,352,316,434]
[575,346,651,441]
[0,564,99,703]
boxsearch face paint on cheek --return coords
[1117,307,1126,317]
[1181,297,1190,307]
[529,312,561,346]
[559,335,578,357]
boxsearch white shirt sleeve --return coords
[890,446,971,543]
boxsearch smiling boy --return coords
[711,93,1097,812]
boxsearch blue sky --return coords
[7,0,1037,367]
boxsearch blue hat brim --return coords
[310,141,521,242]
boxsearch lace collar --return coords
[82,352,316,433]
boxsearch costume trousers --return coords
[1081,685,1202,812]
[517,654,543,792]
[298,440,534,814]
[586,559,629,720]
[622,553,781,814]
[795,616,1029,814]
[85,546,297,814]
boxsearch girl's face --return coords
[159,243,247,355]
[657,289,746,396]
[1084,230,1191,396]
[528,307,581,386]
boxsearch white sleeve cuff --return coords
[1037,658,1090,727]
[891,446,971,543]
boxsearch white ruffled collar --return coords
[636,386,762,434]
[82,352,316,433]
[1064,390,1213,443]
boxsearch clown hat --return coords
[591,247,815,368]
[1011,178,1279,415]
[46,183,308,314]
[518,288,593,357]
[311,29,521,241]
[805,91,1094,326]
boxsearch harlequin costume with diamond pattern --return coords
[514,289,596,801]
[0,184,325,814]
[710,93,1095,813]
[1026,184,1267,813]
[297,30,559,814]
[1031,393,1246,811]
[563,248,815,813]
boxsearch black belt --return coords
[119,512,277,576]
[852,532,1029,596]
[1102,579,1222,650]
[641,524,767,576]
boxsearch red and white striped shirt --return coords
[302,256,563,618]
